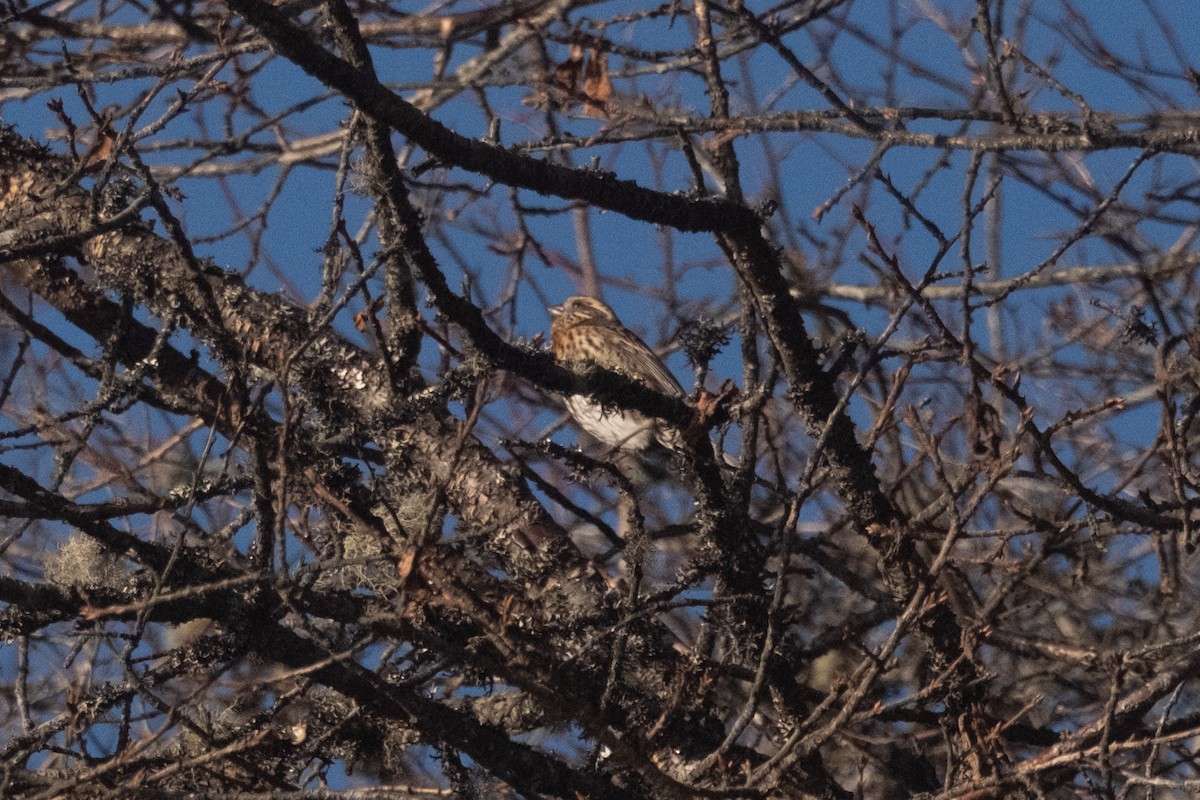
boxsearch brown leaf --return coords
[353,296,385,332]
[582,47,612,118]
[396,548,416,582]
[81,125,116,170]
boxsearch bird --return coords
[548,295,685,454]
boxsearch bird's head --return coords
[548,295,618,324]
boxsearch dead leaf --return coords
[582,47,612,118]
[353,296,385,332]
[396,548,416,582]
[81,125,116,170]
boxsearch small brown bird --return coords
[549,295,685,453]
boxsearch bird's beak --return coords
[548,304,563,317]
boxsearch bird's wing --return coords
[613,331,687,397]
